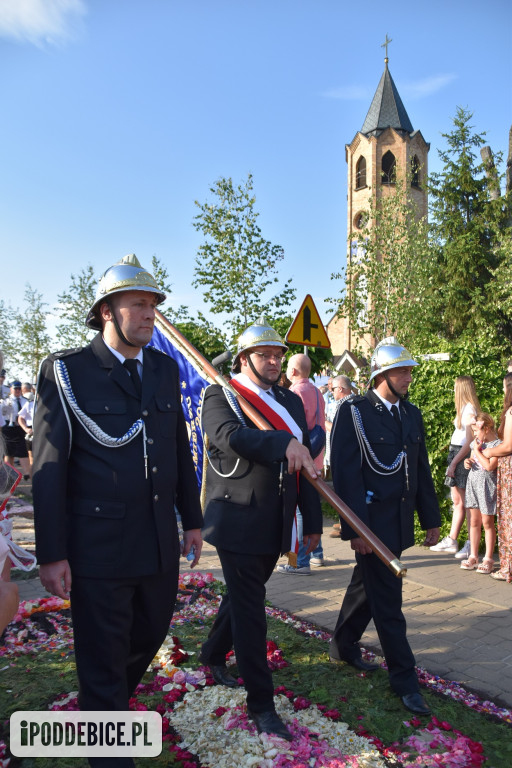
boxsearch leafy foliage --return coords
[55,264,97,349]
[174,311,228,364]
[428,107,512,342]
[193,174,296,338]
[409,336,506,532]
[330,170,438,353]
[150,254,174,318]
[11,285,51,382]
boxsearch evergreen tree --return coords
[193,174,295,337]
[428,107,512,341]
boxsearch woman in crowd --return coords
[482,373,512,582]
[460,413,499,573]
[431,375,481,559]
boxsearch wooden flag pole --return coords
[155,310,407,577]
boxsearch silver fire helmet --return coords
[86,254,166,330]
[368,336,418,385]
[232,316,288,371]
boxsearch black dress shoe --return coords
[208,664,240,687]
[330,656,380,672]
[401,692,431,715]
[247,709,292,741]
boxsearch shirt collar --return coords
[103,339,143,367]
[373,388,399,412]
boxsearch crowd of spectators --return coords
[275,363,512,584]
[1,372,35,482]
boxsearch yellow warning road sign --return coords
[286,295,331,349]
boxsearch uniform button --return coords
[104,405,109,411]
[167,403,171,409]
[154,494,159,502]
[142,409,149,417]
[224,493,231,499]
[147,438,154,445]
[152,466,158,473]
[380,437,384,441]
[95,506,100,512]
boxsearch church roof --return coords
[361,63,414,137]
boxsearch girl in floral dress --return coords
[482,374,512,582]
[460,413,500,573]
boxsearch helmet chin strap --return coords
[107,300,138,349]
[246,354,279,388]
[384,372,409,401]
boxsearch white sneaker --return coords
[454,540,471,559]
[310,557,325,567]
[430,536,458,553]
[276,564,311,575]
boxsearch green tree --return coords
[150,254,174,318]
[0,300,16,374]
[410,337,507,539]
[329,169,438,354]
[428,107,512,341]
[192,174,296,337]
[14,285,51,381]
[55,264,97,349]
[174,310,227,363]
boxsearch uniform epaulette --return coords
[51,347,83,359]
[346,393,365,405]
[146,345,169,357]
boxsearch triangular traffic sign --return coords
[286,295,330,348]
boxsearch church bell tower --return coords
[328,38,430,360]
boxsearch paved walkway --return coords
[12,500,512,710]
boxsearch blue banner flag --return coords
[149,323,208,490]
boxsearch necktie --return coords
[391,404,401,427]
[16,398,22,412]
[123,359,142,398]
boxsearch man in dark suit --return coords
[33,255,203,766]
[330,337,440,716]
[200,317,323,741]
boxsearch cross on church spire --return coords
[381,34,392,64]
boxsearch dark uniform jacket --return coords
[33,333,203,579]
[331,389,440,554]
[201,383,323,555]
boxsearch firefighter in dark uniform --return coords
[199,318,323,741]
[329,337,440,716]
[33,254,203,767]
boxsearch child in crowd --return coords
[460,413,500,573]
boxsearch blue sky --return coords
[1,0,511,342]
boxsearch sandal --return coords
[490,571,509,581]
[460,556,478,570]
[476,558,494,574]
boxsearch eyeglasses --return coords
[250,351,285,363]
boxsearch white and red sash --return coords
[228,378,301,563]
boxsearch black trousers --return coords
[330,551,419,696]
[70,566,179,768]
[200,548,279,713]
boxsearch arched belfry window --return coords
[355,156,366,189]
[411,155,420,188]
[381,151,396,184]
